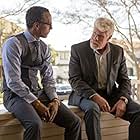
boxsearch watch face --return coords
[123,99,126,103]
[120,97,128,104]
[125,99,128,104]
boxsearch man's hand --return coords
[110,99,126,118]
[32,100,50,121]
[91,94,110,112]
[48,99,60,122]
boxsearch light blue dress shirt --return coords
[2,30,58,104]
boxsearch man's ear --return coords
[33,22,40,30]
[33,22,39,30]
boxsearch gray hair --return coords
[94,17,114,37]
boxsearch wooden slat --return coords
[102,133,128,140]
[0,102,129,140]
[101,119,129,128]
[101,126,128,136]
[42,135,64,140]
[0,133,23,140]
[41,127,64,137]
[0,125,23,135]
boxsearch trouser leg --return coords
[122,100,140,140]
[38,92,81,140]
[4,96,42,140]
[79,98,101,140]
[53,102,81,140]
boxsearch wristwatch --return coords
[120,96,128,105]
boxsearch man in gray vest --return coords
[2,6,81,140]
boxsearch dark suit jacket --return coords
[68,40,131,106]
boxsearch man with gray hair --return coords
[69,17,140,140]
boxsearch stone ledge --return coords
[0,100,129,140]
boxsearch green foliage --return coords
[0,92,3,98]
[0,18,23,48]
[48,44,58,65]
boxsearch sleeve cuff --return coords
[89,93,99,99]
[47,92,58,100]
[120,96,128,104]
[23,92,38,104]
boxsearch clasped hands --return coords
[32,99,60,122]
[91,94,126,118]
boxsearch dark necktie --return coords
[32,41,42,65]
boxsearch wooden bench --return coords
[0,100,129,140]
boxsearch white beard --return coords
[90,43,100,50]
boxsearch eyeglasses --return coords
[92,31,105,41]
[39,21,52,29]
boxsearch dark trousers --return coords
[79,93,140,140]
[3,92,81,140]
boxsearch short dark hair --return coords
[26,6,50,28]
